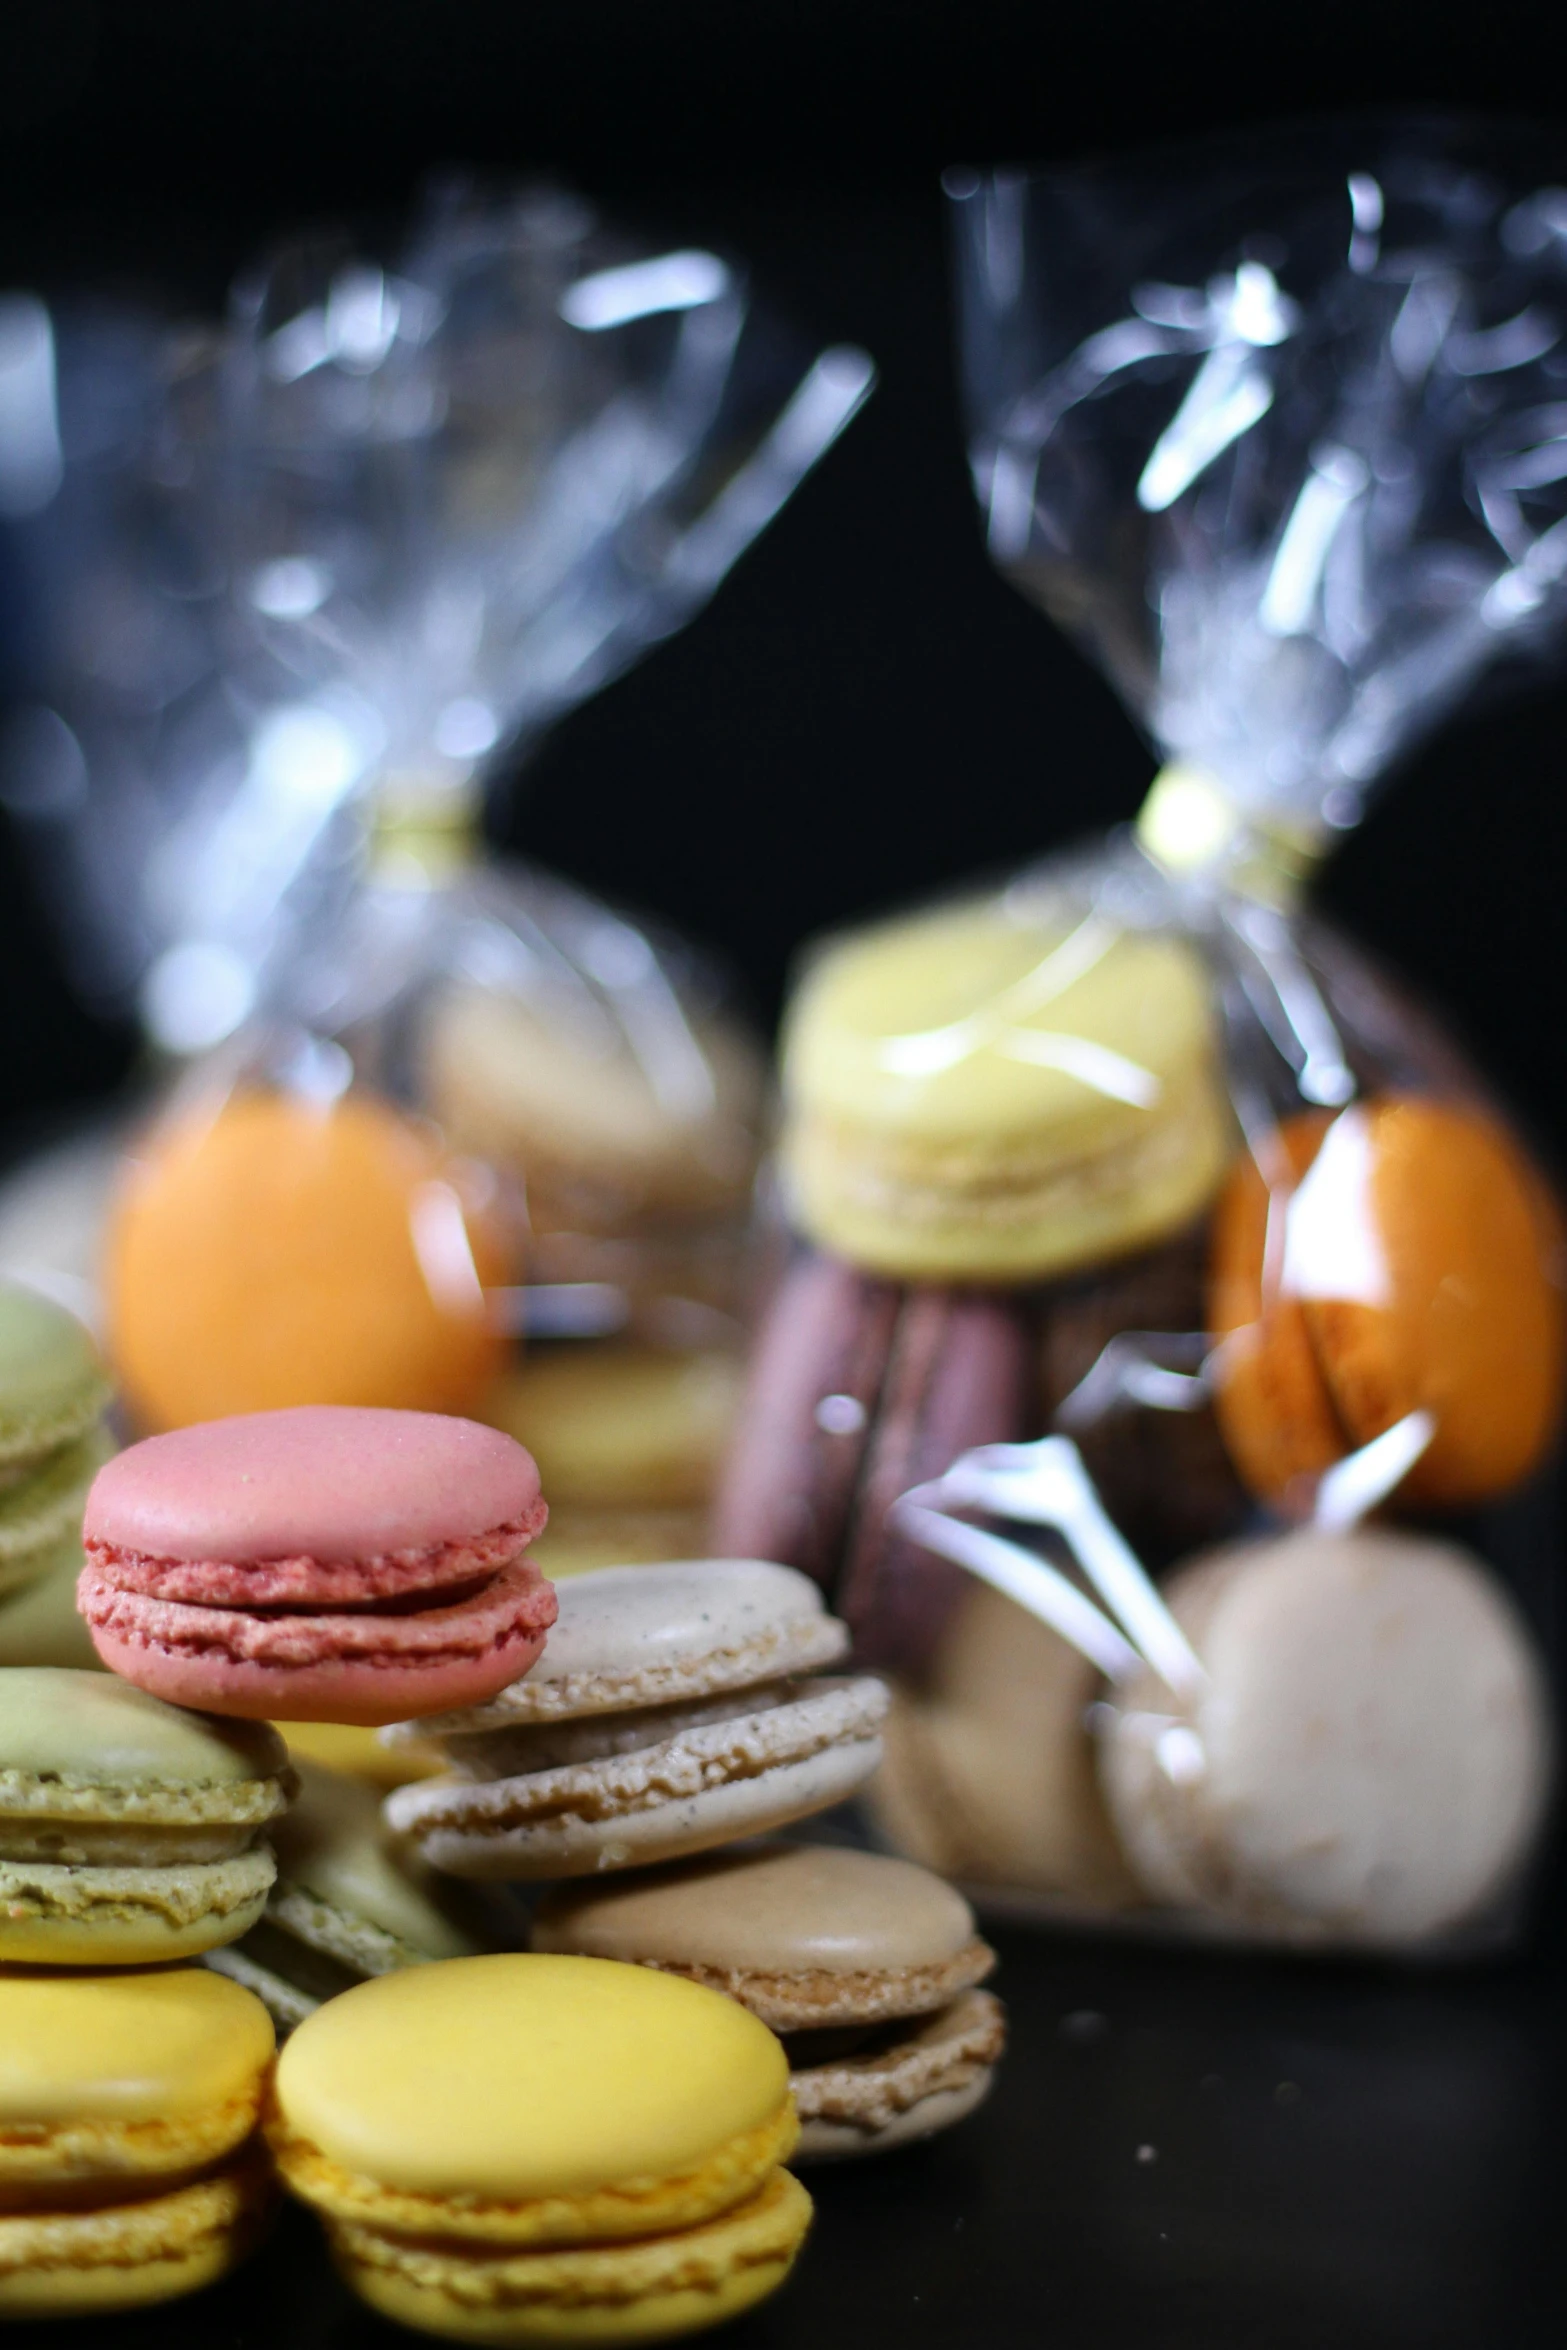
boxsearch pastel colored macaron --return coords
[710,1251,1031,1671]
[0,1538,104,1670]
[534,1843,1005,2162]
[1209,1096,1567,1510]
[780,894,1230,1282]
[207,1762,500,2034]
[104,1085,511,1432]
[0,1667,293,1964]
[267,1952,810,2343]
[0,1965,275,2315]
[488,1346,742,1514]
[1097,1528,1553,1945]
[79,1407,557,1726]
[0,1280,111,1477]
[425,981,766,1233]
[0,1429,113,1601]
[385,1560,888,1880]
[868,1579,1140,1911]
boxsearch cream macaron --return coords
[780,893,1229,1283]
[384,1561,889,1880]
[1097,1527,1554,1945]
[534,1843,1006,2162]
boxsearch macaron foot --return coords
[326,2169,812,2345]
[0,2151,273,2316]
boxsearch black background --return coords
[2,13,1566,2347]
[2,0,1567,1157]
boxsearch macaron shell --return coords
[80,1555,557,1726]
[0,1964,274,2136]
[789,1988,1006,2162]
[413,1559,848,1733]
[707,1253,899,1592]
[0,1846,276,1964]
[0,1282,111,1469]
[390,1683,889,1881]
[0,1535,102,1668]
[0,2153,272,2318]
[1100,1531,1554,1942]
[270,1762,482,1961]
[1311,1100,1566,1504]
[328,2166,810,2345]
[270,1953,790,2216]
[104,1087,511,1431]
[836,1285,1031,1672]
[86,1407,544,1565]
[0,1664,287,1786]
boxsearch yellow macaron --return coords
[781,894,1230,1282]
[0,1966,275,2316]
[267,1951,810,2342]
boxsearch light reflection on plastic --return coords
[560,252,730,333]
[0,295,63,515]
[251,558,331,619]
[410,1181,486,1315]
[142,943,257,1056]
[1279,1107,1392,1307]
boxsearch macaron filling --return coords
[82,1512,545,1609]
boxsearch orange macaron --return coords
[105,1087,512,1433]
[1208,1095,1567,1511]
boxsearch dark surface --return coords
[8,1927,1565,2350]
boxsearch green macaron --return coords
[0,1282,111,1474]
[0,1667,295,1964]
[0,1429,113,1600]
[0,1531,103,1669]
[205,1761,492,2032]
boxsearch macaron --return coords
[0,1667,293,1964]
[281,1719,445,1789]
[867,1579,1140,1910]
[0,1428,112,1600]
[0,1536,104,1670]
[533,1843,1005,2162]
[425,981,765,1233]
[79,1406,557,1726]
[206,1762,499,2034]
[709,1250,1032,1672]
[104,1085,512,1432]
[488,1345,742,1513]
[780,893,1230,1282]
[267,1952,811,2343]
[526,1506,714,1581]
[0,1966,274,2316]
[1097,1527,1554,1944]
[1209,1096,1567,1510]
[385,1560,888,1880]
[0,1280,111,1478]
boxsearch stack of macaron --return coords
[383,1556,1008,2163]
[0,1282,115,1670]
[267,1953,812,2342]
[712,888,1567,1933]
[0,1663,286,2314]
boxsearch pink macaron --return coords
[80,1407,557,1726]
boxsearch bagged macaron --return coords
[384,1559,888,1880]
[0,1667,294,1965]
[266,1952,811,2343]
[79,1407,557,1726]
[0,1968,275,2316]
[534,1842,1006,2163]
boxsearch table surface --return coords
[20,1922,1564,2350]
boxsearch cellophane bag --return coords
[715,123,1567,1953]
[0,185,871,1560]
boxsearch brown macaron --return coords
[532,1841,1004,2163]
[709,1251,1032,1672]
[1209,1096,1567,1511]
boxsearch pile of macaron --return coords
[1,1357,1006,2337]
[711,892,1565,1942]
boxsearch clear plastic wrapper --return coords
[715,124,1567,1953]
[0,187,871,1523]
